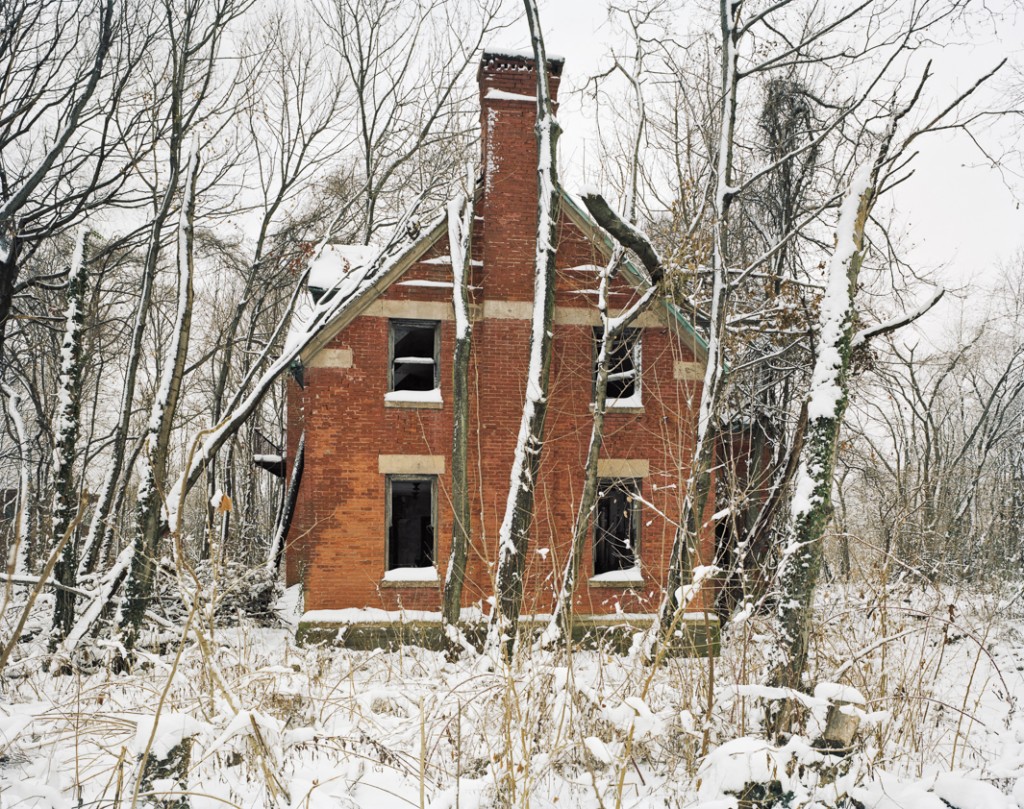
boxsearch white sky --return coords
[493,0,1024,333]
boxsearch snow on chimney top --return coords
[478,50,562,194]
[479,49,565,75]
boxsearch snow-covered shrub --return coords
[197,559,282,626]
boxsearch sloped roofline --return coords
[299,189,710,367]
[558,189,710,364]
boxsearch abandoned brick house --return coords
[279,51,719,623]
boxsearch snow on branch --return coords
[579,191,663,284]
[852,286,945,347]
[802,162,873,425]
[164,196,432,532]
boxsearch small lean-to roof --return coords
[297,189,710,368]
[558,188,710,365]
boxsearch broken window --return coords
[594,328,641,405]
[390,320,439,392]
[386,476,435,569]
[594,478,639,574]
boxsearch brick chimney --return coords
[478,50,563,301]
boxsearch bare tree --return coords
[764,57,1004,730]
[0,0,148,366]
[49,229,88,642]
[441,170,475,630]
[842,277,1024,582]
[323,0,507,244]
[484,0,561,661]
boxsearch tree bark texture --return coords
[121,145,199,653]
[50,230,89,642]
[442,186,475,627]
[486,0,561,660]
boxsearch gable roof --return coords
[557,189,710,365]
[296,189,710,367]
[296,215,449,364]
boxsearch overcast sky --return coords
[491,0,1024,339]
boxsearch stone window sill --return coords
[589,403,644,416]
[380,579,438,589]
[380,567,440,588]
[588,576,645,589]
[385,399,443,410]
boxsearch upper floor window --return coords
[594,327,641,408]
[388,319,440,401]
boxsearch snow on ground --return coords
[2,582,1024,807]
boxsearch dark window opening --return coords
[390,320,439,392]
[387,476,435,569]
[594,328,640,401]
[594,478,639,574]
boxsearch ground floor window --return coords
[595,478,639,574]
[386,475,435,569]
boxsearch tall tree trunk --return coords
[120,145,199,655]
[650,0,739,659]
[77,164,184,579]
[2,384,31,582]
[765,161,875,729]
[50,230,89,643]
[442,181,475,627]
[543,195,661,646]
[485,0,561,660]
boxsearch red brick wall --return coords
[285,53,716,617]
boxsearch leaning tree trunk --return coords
[543,253,620,648]
[543,193,662,647]
[485,0,561,660]
[50,230,89,644]
[120,145,199,656]
[441,181,475,628]
[77,157,183,579]
[765,161,875,731]
[649,0,739,660]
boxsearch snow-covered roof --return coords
[308,244,380,293]
[294,189,708,368]
[293,216,450,363]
